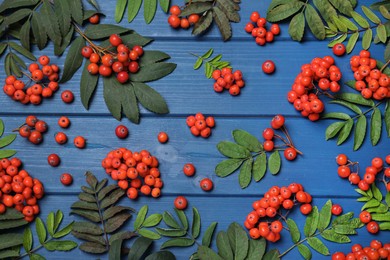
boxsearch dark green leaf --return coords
[103,206,134,221]
[213,6,232,41]
[297,244,312,260]
[80,61,99,110]
[227,222,248,260]
[313,0,337,22]
[108,238,122,260]
[268,150,281,175]
[305,4,325,40]
[103,77,123,120]
[263,249,281,260]
[351,11,370,28]
[133,82,169,114]
[337,119,353,145]
[202,222,217,247]
[71,200,98,211]
[79,241,107,254]
[72,221,103,235]
[54,0,71,36]
[70,209,100,222]
[0,233,22,250]
[69,0,83,25]
[40,0,61,45]
[88,0,100,10]
[353,116,367,151]
[128,236,153,260]
[155,228,186,237]
[246,237,266,260]
[0,150,17,159]
[145,251,176,260]
[197,246,223,260]
[161,237,194,249]
[121,83,140,123]
[159,0,169,13]
[0,208,25,221]
[287,218,300,243]
[131,62,176,82]
[134,205,148,230]
[139,51,170,66]
[86,172,98,189]
[370,108,382,146]
[44,241,77,251]
[4,8,31,26]
[128,0,142,22]
[4,53,11,76]
[217,141,250,159]
[54,26,74,56]
[181,2,213,16]
[98,184,119,201]
[31,12,47,50]
[85,24,129,39]
[330,99,363,114]
[232,129,262,152]
[106,212,132,233]
[329,0,353,16]
[216,231,233,259]
[239,158,253,189]
[0,134,16,148]
[346,32,359,53]
[304,206,319,237]
[215,158,243,177]
[143,214,162,228]
[253,152,266,182]
[35,218,46,244]
[52,222,73,239]
[362,28,373,50]
[174,208,188,231]
[0,0,38,13]
[60,37,85,83]
[362,6,381,24]
[144,0,157,24]
[109,231,136,244]
[0,249,20,259]
[307,237,330,255]
[96,179,108,193]
[318,200,332,231]
[8,42,35,60]
[267,0,292,12]
[46,212,55,236]
[321,229,350,243]
[266,1,304,22]
[163,211,181,229]
[192,10,213,36]
[322,112,351,120]
[115,0,127,23]
[0,43,6,57]
[19,20,30,51]
[23,227,32,252]
[192,207,201,239]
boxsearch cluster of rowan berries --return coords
[244,183,313,242]
[332,240,390,260]
[211,68,245,95]
[81,34,144,84]
[101,148,163,200]
[185,113,215,138]
[167,5,199,29]
[336,154,390,192]
[0,157,44,222]
[3,56,60,105]
[287,56,343,121]
[17,115,48,145]
[262,115,301,161]
[244,11,280,46]
[350,50,390,100]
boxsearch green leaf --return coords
[138,229,161,240]
[53,222,73,239]
[72,221,103,235]
[103,77,123,120]
[46,212,55,236]
[174,209,188,231]
[287,218,300,243]
[268,150,281,175]
[239,158,253,189]
[109,231,136,244]
[162,211,181,229]
[0,233,23,250]
[313,0,337,22]
[4,8,31,26]
[128,236,153,260]
[337,119,354,145]
[216,231,233,259]
[144,0,157,24]
[201,48,213,59]
[266,1,304,22]
[362,199,381,211]
[131,62,176,82]
[69,0,83,25]
[192,207,201,239]
[318,200,332,231]
[297,244,312,260]
[142,214,162,228]
[0,150,16,159]
[304,206,319,237]
[321,229,350,243]
[377,24,387,44]
[0,208,24,221]
[0,119,3,136]
[8,42,35,60]
[353,116,367,150]
[0,0,38,13]
[371,212,390,221]
[333,212,353,225]
[40,0,61,45]
[197,246,224,260]
[19,20,30,51]
[54,0,71,36]
[288,12,305,41]
[212,6,232,41]
[330,100,363,114]
[139,51,170,66]
[70,209,100,222]
[121,83,139,123]
[192,10,213,36]
[362,6,381,24]
[202,222,217,247]
[145,251,175,260]
[85,24,129,40]
[0,249,20,259]
[232,129,262,152]
[96,179,108,193]
[0,43,6,57]
[79,241,107,254]
[80,61,99,110]
[371,183,383,201]
[155,228,186,237]
[0,134,16,148]
[305,4,325,40]
[380,5,390,19]
[103,206,134,221]
[362,28,372,50]
[263,249,281,260]
[115,0,127,23]
[322,112,351,120]
[71,200,98,211]
[217,141,250,159]
[134,205,148,230]
[31,12,47,50]
[346,32,359,53]
[109,238,122,260]
[370,108,382,146]
[253,153,266,182]
[35,218,46,245]
[329,0,353,16]
[334,224,357,235]
[133,82,169,114]
[379,222,390,230]
[194,58,203,70]
[246,237,266,260]
[386,192,390,207]
[44,241,78,251]
[159,0,169,13]
[227,222,248,260]
[307,237,330,255]
[23,227,32,252]
[54,26,74,56]
[161,237,194,249]
[128,0,142,22]
[181,2,213,16]
[215,158,243,177]
[60,36,85,83]
[88,0,100,10]
[351,11,370,28]
[338,15,358,30]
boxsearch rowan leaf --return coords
[84,24,129,40]
[266,1,304,22]
[0,134,16,148]
[181,2,213,17]
[307,237,330,255]
[215,158,243,177]
[44,241,77,251]
[239,158,253,189]
[253,152,267,182]
[337,119,353,145]
[131,62,176,82]
[60,36,85,83]
[227,222,248,260]
[346,32,359,53]
[192,207,201,239]
[115,0,127,23]
[162,211,181,229]
[288,13,305,41]
[213,6,232,41]
[353,116,367,151]
[69,0,83,25]
[128,236,153,260]
[40,0,61,45]
[377,24,387,44]
[54,0,71,36]
[128,0,142,22]
[268,150,281,175]
[202,222,217,247]
[362,28,373,50]
[105,212,132,233]
[305,4,325,40]
[318,200,332,231]
[313,0,337,22]
[370,108,382,146]
[0,233,23,250]
[144,0,157,24]
[31,12,47,50]
[159,0,170,13]
[23,227,33,252]
[133,82,169,114]
[287,218,300,243]
[72,222,103,235]
[322,112,351,120]
[304,206,319,237]
[351,11,370,28]
[232,129,262,152]
[329,0,353,16]
[297,244,312,260]
[216,231,233,259]
[160,238,194,249]
[321,229,350,243]
[362,6,381,24]
[3,8,31,26]
[385,101,390,137]
[79,242,107,254]
[192,10,213,36]
[8,42,35,60]
[35,218,46,244]
[217,141,250,159]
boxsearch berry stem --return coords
[380,59,390,73]
[274,134,290,146]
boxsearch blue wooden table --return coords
[0,0,389,259]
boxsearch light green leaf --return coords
[362,28,372,50]
[138,229,161,240]
[321,229,350,243]
[266,1,304,23]
[377,24,387,44]
[307,237,330,255]
[46,212,55,236]
[287,218,300,243]
[232,129,262,152]
[329,0,353,16]
[128,0,142,22]
[337,119,354,145]
[305,4,325,40]
[143,214,162,228]
[44,241,78,251]
[23,227,33,252]
[194,58,203,70]
[268,150,281,175]
[0,134,16,148]
[362,6,381,24]
[346,32,359,53]
[318,200,332,231]
[134,205,148,230]
[162,212,181,229]
[297,244,312,260]
[192,207,201,239]
[115,0,127,23]
[144,0,157,24]
[35,218,46,244]
[351,11,370,28]
[304,206,319,237]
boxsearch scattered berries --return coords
[17,115,48,145]
[186,113,215,138]
[174,196,188,210]
[73,136,86,149]
[211,68,245,95]
[331,204,343,216]
[61,90,74,103]
[58,116,70,128]
[115,125,129,139]
[245,11,280,46]
[102,148,163,199]
[167,6,200,30]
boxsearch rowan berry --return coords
[270,24,280,35]
[61,90,74,103]
[174,196,188,210]
[116,71,129,83]
[366,221,379,234]
[89,14,100,24]
[284,148,297,161]
[47,154,60,167]
[28,131,43,145]
[60,173,73,186]
[262,60,275,74]
[74,136,86,149]
[34,120,48,133]
[99,65,112,77]
[168,15,181,28]
[151,187,161,198]
[200,178,213,191]
[337,165,351,178]
[81,46,93,58]
[183,163,196,177]
[157,132,168,143]
[331,204,343,215]
[109,34,122,47]
[55,132,68,144]
[115,125,129,139]
[300,203,312,215]
[262,128,274,140]
[263,140,274,152]
[38,55,50,66]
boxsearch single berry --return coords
[183,163,196,177]
[115,125,129,139]
[262,60,275,74]
[47,154,61,167]
[157,132,168,143]
[174,196,188,210]
[200,178,213,191]
[60,173,73,186]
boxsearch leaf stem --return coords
[93,188,110,250]
[18,237,53,259]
